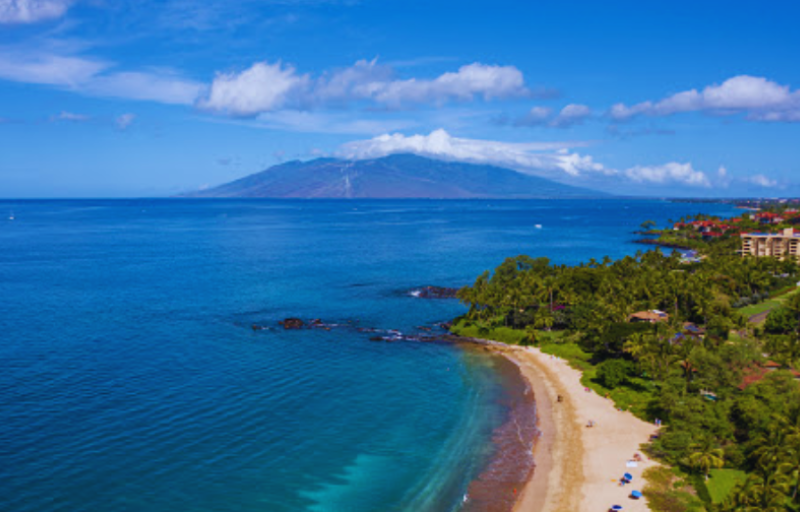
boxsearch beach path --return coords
[508,346,659,512]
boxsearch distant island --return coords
[182,154,605,199]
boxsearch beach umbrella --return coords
[630,490,642,499]
[623,472,633,481]
[611,506,623,511]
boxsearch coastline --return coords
[472,340,659,512]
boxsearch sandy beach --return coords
[488,343,659,512]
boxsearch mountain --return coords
[183,154,606,199]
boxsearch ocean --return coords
[0,199,738,512]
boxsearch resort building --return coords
[740,228,800,260]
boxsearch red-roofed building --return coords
[739,367,770,390]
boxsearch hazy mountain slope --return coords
[184,154,606,198]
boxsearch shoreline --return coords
[466,339,659,512]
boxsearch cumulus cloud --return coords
[512,104,592,128]
[748,174,778,188]
[0,0,72,24]
[198,60,531,116]
[115,113,135,130]
[624,162,711,187]
[337,129,610,177]
[369,62,528,107]
[197,61,308,116]
[336,129,782,191]
[550,104,591,127]
[610,75,800,122]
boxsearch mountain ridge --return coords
[182,154,607,199]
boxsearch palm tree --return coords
[533,308,555,331]
[687,438,724,480]
[753,429,789,475]
[779,444,800,503]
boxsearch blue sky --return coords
[1,0,799,197]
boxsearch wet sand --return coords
[458,345,538,512]
[481,343,659,512]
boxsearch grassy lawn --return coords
[740,285,800,320]
[739,299,781,317]
[448,321,528,344]
[643,466,707,512]
[705,469,747,504]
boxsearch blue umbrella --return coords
[623,472,633,481]
[630,490,642,499]
[611,506,623,511]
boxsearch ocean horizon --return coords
[1,198,739,512]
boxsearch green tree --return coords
[687,438,725,479]
[596,359,634,389]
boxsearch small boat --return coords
[8,211,14,221]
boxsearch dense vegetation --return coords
[453,229,800,510]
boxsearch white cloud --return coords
[198,61,308,116]
[115,113,135,130]
[550,103,591,127]
[717,166,731,188]
[337,129,610,177]
[251,110,419,135]
[610,75,800,122]
[624,162,711,187]
[748,174,778,187]
[512,106,553,126]
[0,50,204,105]
[0,52,107,87]
[336,130,781,191]
[198,60,530,116]
[0,0,72,24]
[51,110,88,122]
[86,71,203,105]
[369,62,528,107]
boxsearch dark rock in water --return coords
[310,319,323,326]
[417,326,432,332]
[440,321,453,330]
[279,318,304,329]
[412,286,459,299]
[369,336,385,342]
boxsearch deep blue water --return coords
[0,199,738,512]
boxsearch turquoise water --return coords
[0,199,737,512]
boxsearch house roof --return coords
[629,310,669,322]
[739,367,769,390]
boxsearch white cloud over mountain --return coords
[339,129,609,178]
[610,75,800,122]
[337,129,732,189]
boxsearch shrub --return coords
[596,359,635,389]
[764,306,797,335]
